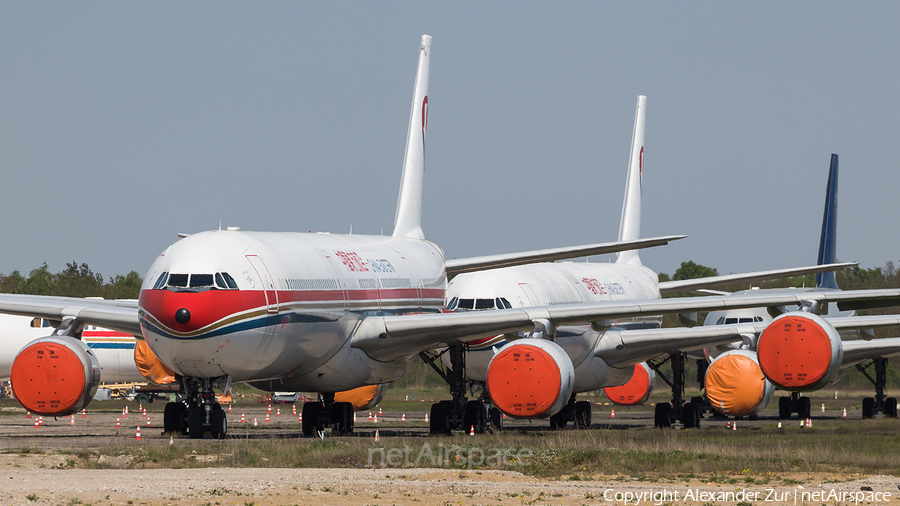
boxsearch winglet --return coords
[392,35,431,240]
[616,95,647,265]
[816,154,839,289]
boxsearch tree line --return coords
[0,262,143,300]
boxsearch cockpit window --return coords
[739,317,753,323]
[190,274,215,288]
[475,298,495,310]
[724,318,738,324]
[445,297,458,311]
[457,299,475,310]
[153,272,169,290]
[167,274,188,287]
[716,317,725,325]
[498,297,512,309]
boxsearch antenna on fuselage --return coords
[392,34,431,240]
[615,95,647,266]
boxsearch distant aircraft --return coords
[440,102,884,432]
[1,36,898,440]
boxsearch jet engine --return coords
[603,362,656,406]
[705,350,775,416]
[486,339,574,418]
[10,337,100,416]
[757,312,842,391]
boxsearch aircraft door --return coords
[517,283,541,307]
[246,255,279,314]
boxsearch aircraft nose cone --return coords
[175,308,191,325]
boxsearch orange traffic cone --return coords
[843,408,847,417]
[82,409,86,419]
[806,418,812,428]
[139,403,143,412]
[470,425,475,436]
[70,416,75,425]
[267,404,272,413]
[265,413,270,423]
[26,411,31,418]
[125,406,129,415]
[379,407,383,416]
[299,413,303,423]
[116,418,120,428]
[373,414,378,423]
[401,413,406,422]
[368,411,373,421]
[241,412,246,423]
[374,430,380,442]
[353,412,357,422]
[732,420,736,431]
[292,404,297,416]
[277,408,281,417]
[727,420,732,429]
[34,420,39,429]
[135,426,141,441]
[147,417,151,428]
[253,417,258,426]
[611,409,616,418]
[228,404,232,413]
[38,417,43,426]
[424,412,429,422]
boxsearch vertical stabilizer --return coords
[816,154,839,289]
[616,95,647,265]
[392,35,431,240]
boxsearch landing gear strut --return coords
[777,392,811,419]
[548,394,592,430]
[857,357,898,419]
[163,375,229,439]
[301,393,355,436]
[648,353,701,428]
[420,344,488,435]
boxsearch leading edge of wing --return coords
[350,288,900,361]
[444,235,686,276]
[658,262,858,295]
[0,294,141,336]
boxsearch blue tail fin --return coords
[815,154,839,289]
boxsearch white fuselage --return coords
[0,315,143,384]
[138,230,446,392]
[445,261,661,390]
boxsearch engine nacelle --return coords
[757,312,842,391]
[603,362,655,406]
[334,384,388,412]
[10,337,100,416]
[705,350,775,416]
[486,339,574,418]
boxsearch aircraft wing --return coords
[841,338,900,367]
[350,288,900,361]
[445,235,686,276]
[0,294,141,336]
[658,262,858,295]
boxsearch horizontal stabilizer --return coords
[658,262,858,295]
[446,235,686,276]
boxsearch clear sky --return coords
[1,3,898,281]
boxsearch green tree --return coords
[672,260,719,280]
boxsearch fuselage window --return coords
[446,297,458,311]
[190,274,215,288]
[457,298,475,310]
[153,272,169,290]
[475,298,495,310]
[167,274,189,287]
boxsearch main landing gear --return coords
[777,392,811,420]
[857,357,898,419]
[648,353,703,428]
[549,394,592,430]
[420,345,495,435]
[163,376,229,439]
[301,393,355,436]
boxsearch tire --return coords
[429,402,450,435]
[654,402,672,428]
[778,397,791,419]
[862,397,875,419]
[798,396,811,420]
[885,398,898,418]
[135,393,150,403]
[188,408,204,439]
[574,401,592,429]
[331,402,354,436]
[164,402,187,434]
[302,402,323,436]
[463,400,486,434]
[690,396,705,418]
[549,411,567,430]
[489,407,503,431]
[682,402,697,429]
[210,408,227,439]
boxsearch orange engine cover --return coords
[486,339,574,418]
[335,384,387,412]
[705,350,774,416]
[134,340,176,384]
[757,312,842,391]
[10,337,100,416]
[603,363,655,406]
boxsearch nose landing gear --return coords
[163,376,229,439]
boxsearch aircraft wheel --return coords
[683,401,701,428]
[187,408,204,439]
[885,398,898,418]
[210,407,227,439]
[690,396,705,418]
[489,407,503,431]
[862,397,875,419]
[654,402,672,428]
[164,402,187,434]
[463,400,486,434]
[549,411,568,430]
[331,402,354,436]
[778,397,791,419]
[302,402,323,436]
[574,401,592,429]
[429,402,451,435]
